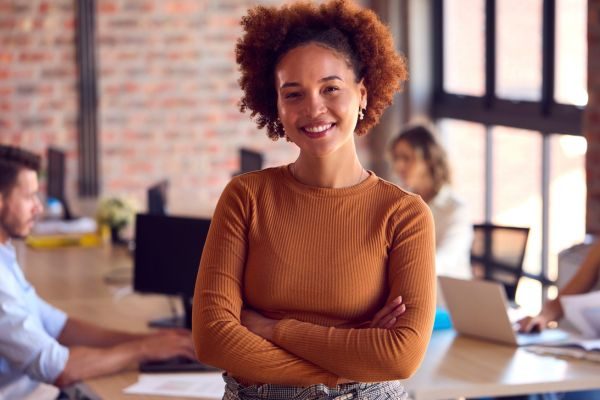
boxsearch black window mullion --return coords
[432,0,444,102]
[541,0,556,115]
[484,0,496,109]
[433,94,582,134]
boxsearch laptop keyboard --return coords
[139,356,221,373]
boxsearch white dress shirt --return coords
[428,185,473,279]
[0,241,69,398]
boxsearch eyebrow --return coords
[280,75,343,89]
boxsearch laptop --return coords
[438,276,569,346]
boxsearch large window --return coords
[433,0,586,311]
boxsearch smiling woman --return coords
[192,1,436,399]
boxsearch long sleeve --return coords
[270,197,436,382]
[0,250,69,384]
[192,178,340,386]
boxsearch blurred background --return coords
[0,0,597,314]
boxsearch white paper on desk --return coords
[123,373,225,398]
[32,217,97,235]
[527,343,600,363]
[561,291,600,338]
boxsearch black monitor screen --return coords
[47,148,65,200]
[240,148,263,173]
[133,214,211,298]
[147,180,168,215]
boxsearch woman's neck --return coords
[291,150,366,189]
[409,171,438,203]
[416,181,437,203]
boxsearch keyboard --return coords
[139,356,221,373]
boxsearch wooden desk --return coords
[404,330,600,400]
[17,243,600,400]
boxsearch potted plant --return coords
[96,197,137,245]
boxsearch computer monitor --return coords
[147,180,168,215]
[46,147,74,220]
[133,213,211,328]
[239,148,263,173]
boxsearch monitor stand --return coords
[59,197,76,220]
[148,295,192,329]
[147,315,186,329]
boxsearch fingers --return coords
[154,328,191,337]
[525,318,543,333]
[181,343,198,360]
[378,304,406,329]
[516,317,531,332]
[167,336,197,360]
[516,316,544,333]
[370,296,404,328]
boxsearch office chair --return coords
[470,223,530,302]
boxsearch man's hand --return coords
[55,328,195,387]
[370,296,406,329]
[240,308,277,341]
[138,329,196,361]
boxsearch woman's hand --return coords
[241,308,277,341]
[241,296,406,341]
[516,298,562,333]
[516,314,548,333]
[370,296,406,329]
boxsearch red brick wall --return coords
[0,0,303,216]
[97,0,301,216]
[0,0,79,203]
[586,0,600,234]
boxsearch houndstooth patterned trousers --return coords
[222,374,408,400]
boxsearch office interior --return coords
[1,0,599,398]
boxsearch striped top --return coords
[192,165,436,387]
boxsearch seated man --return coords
[0,145,196,398]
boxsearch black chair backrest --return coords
[470,223,530,301]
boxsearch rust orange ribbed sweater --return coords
[192,166,436,387]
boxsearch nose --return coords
[393,158,407,177]
[304,93,326,118]
[34,195,44,216]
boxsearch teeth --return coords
[304,124,333,133]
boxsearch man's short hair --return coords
[0,145,41,195]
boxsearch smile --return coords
[301,123,335,138]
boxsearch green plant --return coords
[96,197,137,230]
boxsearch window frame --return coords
[431,0,585,292]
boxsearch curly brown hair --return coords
[236,0,407,140]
